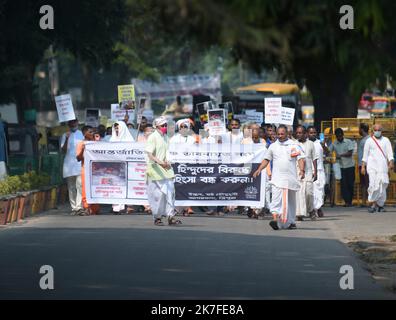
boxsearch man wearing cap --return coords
[170,119,197,144]
[145,116,182,226]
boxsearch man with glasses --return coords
[145,116,182,226]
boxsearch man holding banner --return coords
[145,116,182,226]
[61,119,84,215]
[253,125,305,230]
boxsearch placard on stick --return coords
[55,94,76,123]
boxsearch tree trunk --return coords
[82,62,94,108]
[305,71,357,130]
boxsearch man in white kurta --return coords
[308,126,326,217]
[60,119,84,215]
[169,119,197,145]
[253,125,305,230]
[295,126,318,220]
[361,124,394,213]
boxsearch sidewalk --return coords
[320,206,396,294]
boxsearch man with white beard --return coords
[361,124,394,213]
[169,119,197,144]
[307,126,326,217]
[253,125,305,230]
[295,125,318,221]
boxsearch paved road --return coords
[0,207,394,300]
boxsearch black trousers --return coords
[341,167,355,205]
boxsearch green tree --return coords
[146,0,396,126]
[0,0,126,119]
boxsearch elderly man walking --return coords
[253,125,305,230]
[145,116,182,226]
[361,124,394,213]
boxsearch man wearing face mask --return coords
[361,124,394,213]
[145,116,182,226]
[60,119,84,215]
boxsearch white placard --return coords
[265,98,282,124]
[245,110,263,124]
[207,109,227,136]
[55,94,76,123]
[111,104,136,123]
[280,107,296,126]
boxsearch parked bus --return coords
[224,82,302,124]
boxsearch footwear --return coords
[269,221,279,231]
[154,218,164,226]
[206,210,216,216]
[77,209,88,216]
[317,209,324,218]
[368,206,377,214]
[288,223,297,230]
[168,217,182,226]
[309,211,317,221]
[378,207,386,213]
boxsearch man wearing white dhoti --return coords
[308,126,326,218]
[109,121,135,214]
[361,124,394,213]
[295,125,318,221]
[145,116,182,226]
[253,125,305,230]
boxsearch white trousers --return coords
[112,204,126,212]
[0,161,7,181]
[147,179,176,220]
[368,171,388,207]
[296,180,314,217]
[67,175,83,212]
[270,186,297,229]
[313,170,326,210]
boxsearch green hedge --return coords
[0,172,51,196]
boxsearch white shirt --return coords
[362,136,394,178]
[61,130,84,178]
[170,134,196,144]
[313,140,325,171]
[298,139,318,180]
[264,139,305,191]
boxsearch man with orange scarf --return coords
[253,125,305,230]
